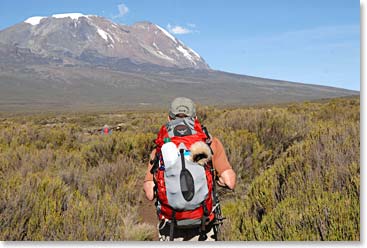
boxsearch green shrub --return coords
[0,96,359,240]
[224,112,359,240]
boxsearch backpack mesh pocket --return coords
[180,169,195,201]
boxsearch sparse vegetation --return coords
[0,96,359,240]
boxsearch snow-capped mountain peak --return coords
[24,13,94,26]
[24,16,46,25]
[51,13,92,20]
[3,14,209,70]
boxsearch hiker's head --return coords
[169,97,196,120]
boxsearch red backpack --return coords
[151,117,215,240]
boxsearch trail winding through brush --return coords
[137,179,159,240]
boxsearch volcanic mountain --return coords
[0,13,358,112]
[0,13,208,69]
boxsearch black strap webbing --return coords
[179,149,185,169]
[198,202,208,241]
[169,211,176,241]
[149,152,160,174]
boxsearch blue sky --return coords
[0,0,360,90]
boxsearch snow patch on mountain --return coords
[156,50,174,61]
[155,25,177,43]
[52,13,90,20]
[25,13,91,26]
[152,43,174,61]
[141,43,174,61]
[177,45,196,64]
[97,28,114,43]
[24,16,46,25]
[187,47,200,58]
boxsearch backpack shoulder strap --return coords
[155,124,169,152]
[150,124,168,175]
[201,124,213,154]
[149,151,160,175]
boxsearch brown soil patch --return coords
[137,181,159,240]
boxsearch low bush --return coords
[0,96,359,240]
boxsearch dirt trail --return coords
[138,197,157,226]
[137,180,159,240]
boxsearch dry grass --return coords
[0,96,360,240]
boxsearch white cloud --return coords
[117,3,129,17]
[167,24,193,34]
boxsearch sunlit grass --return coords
[0,96,359,240]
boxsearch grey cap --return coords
[169,97,196,118]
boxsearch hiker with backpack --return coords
[101,124,111,135]
[143,97,236,241]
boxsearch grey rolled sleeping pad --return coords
[164,155,208,211]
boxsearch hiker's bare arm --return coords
[210,138,236,190]
[217,168,236,190]
[143,161,155,201]
[143,180,155,201]
[143,150,156,201]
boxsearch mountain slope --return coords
[0,64,358,112]
[0,13,208,69]
[0,13,359,112]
